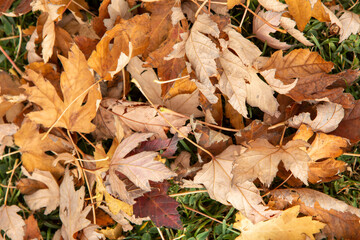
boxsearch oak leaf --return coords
[194,145,278,223]
[133,181,182,229]
[110,133,176,192]
[59,169,91,240]
[232,138,311,186]
[234,205,325,240]
[0,205,25,240]
[24,44,102,133]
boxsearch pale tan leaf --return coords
[224,27,261,66]
[26,30,42,63]
[185,14,220,104]
[59,169,91,240]
[339,10,360,43]
[0,205,25,240]
[103,0,131,30]
[232,138,311,186]
[0,123,18,154]
[234,206,325,240]
[22,167,60,214]
[80,224,104,240]
[110,133,175,191]
[171,6,185,25]
[253,10,292,50]
[41,15,55,63]
[194,145,277,223]
[260,69,298,94]
[288,102,344,133]
[258,0,287,12]
[280,17,314,46]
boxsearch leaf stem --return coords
[4,159,20,206]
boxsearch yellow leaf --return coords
[234,206,325,240]
[99,224,122,240]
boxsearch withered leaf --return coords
[24,215,41,240]
[134,181,182,229]
[24,44,102,133]
[0,205,25,240]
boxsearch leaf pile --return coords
[0,0,360,239]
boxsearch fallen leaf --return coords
[0,205,25,240]
[59,169,91,240]
[24,215,42,240]
[134,181,182,229]
[271,188,360,240]
[24,44,102,133]
[234,205,325,240]
[258,0,287,12]
[22,168,60,214]
[339,10,360,43]
[80,224,104,240]
[14,119,72,178]
[194,145,277,223]
[103,0,131,30]
[260,69,298,94]
[0,123,18,154]
[332,99,360,143]
[232,138,311,186]
[110,133,176,192]
[253,10,292,50]
[185,14,220,104]
[280,17,314,47]
[288,102,344,133]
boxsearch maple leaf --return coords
[194,145,278,223]
[14,119,73,178]
[133,181,182,229]
[0,205,25,240]
[185,13,220,104]
[110,133,176,192]
[232,138,311,186]
[22,168,60,214]
[288,102,344,133]
[253,10,292,50]
[332,99,360,143]
[271,188,360,239]
[59,169,91,240]
[234,205,325,240]
[24,44,102,133]
[88,14,150,81]
[339,10,360,43]
[127,56,203,117]
[285,0,330,31]
[24,215,42,240]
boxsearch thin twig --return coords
[262,173,293,198]
[15,25,22,61]
[0,35,20,41]
[169,190,208,197]
[4,159,20,206]
[0,44,25,77]
[157,227,165,240]
[0,150,21,160]
[343,153,360,157]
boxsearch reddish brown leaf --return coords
[331,99,360,143]
[133,134,179,158]
[133,181,182,229]
[16,178,48,195]
[74,36,98,59]
[14,0,32,15]
[0,0,14,14]
[24,215,41,240]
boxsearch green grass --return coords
[1,0,360,239]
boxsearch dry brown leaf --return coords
[271,188,360,239]
[110,133,176,192]
[24,44,102,133]
[260,69,298,94]
[253,10,292,50]
[59,169,91,240]
[194,145,278,223]
[24,215,42,240]
[103,0,131,30]
[234,205,325,240]
[88,14,151,81]
[14,119,72,178]
[0,205,25,240]
[232,138,311,186]
[185,14,220,104]
[22,168,60,214]
[127,57,203,117]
